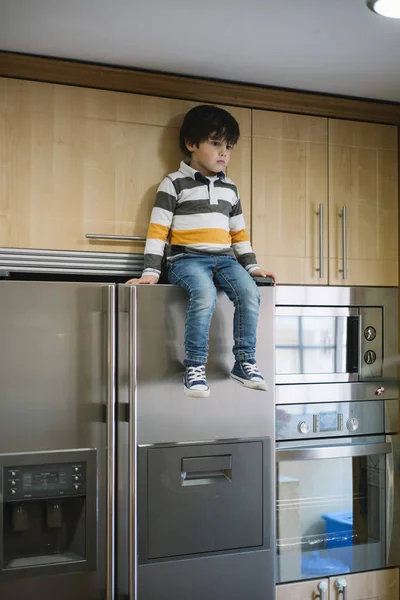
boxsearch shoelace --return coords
[187,365,207,383]
[243,362,262,378]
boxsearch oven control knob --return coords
[364,350,376,364]
[375,386,385,396]
[11,480,16,486]
[11,489,16,495]
[364,326,376,341]
[347,418,359,432]
[298,421,310,434]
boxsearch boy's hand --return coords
[251,268,276,284]
[126,275,159,285]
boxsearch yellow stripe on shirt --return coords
[230,228,249,244]
[147,222,170,241]
[170,228,231,246]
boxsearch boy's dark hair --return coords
[179,105,240,157]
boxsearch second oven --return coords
[276,400,400,584]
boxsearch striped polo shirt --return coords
[142,161,259,279]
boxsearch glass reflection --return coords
[276,454,385,582]
[276,316,347,375]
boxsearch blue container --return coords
[322,511,353,571]
[322,511,353,547]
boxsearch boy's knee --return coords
[189,285,217,310]
[240,281,260,306]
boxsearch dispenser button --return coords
[298,421,310,434]
[347,418,359,432]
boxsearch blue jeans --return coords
[167,254,261,366]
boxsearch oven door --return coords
[276,436,390,583]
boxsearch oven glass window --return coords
[276,453,386,583]
[276,316,348,375]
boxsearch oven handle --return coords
[276,441,391,461]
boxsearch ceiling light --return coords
[368,0,400,18]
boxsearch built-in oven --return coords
[275,286,398,405]
[276,400,400,584]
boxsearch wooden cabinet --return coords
[252,110,398,286]
[252,111,329,284]
[0,78,251,254]
[277,577,329,600]
[277,569,399,600]
[328,120,398,286]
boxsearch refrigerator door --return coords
[117,284,275,600]
[0,281,115,600]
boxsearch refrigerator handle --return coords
[106,286,116,600]
[129,287,138,600]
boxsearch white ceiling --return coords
[1,0,400,103]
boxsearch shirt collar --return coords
[179,160,226,183]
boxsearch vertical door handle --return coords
[128,287,138,600]
[316,203,324,278]
[317,580,328,600]
[335,577,348,600]
[106,286,116,600]
[339,206,347,279]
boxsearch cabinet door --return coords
[252,111,328,284]
[329,569,399,600]
[0,78,251,254]
[328,120,398,286]
[277,579,329,600]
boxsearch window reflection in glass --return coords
[276,316,347,375]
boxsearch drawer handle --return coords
[85,234,146,241]
[317,580,328,600]
[335,577,347,600]
[181,455,232,486]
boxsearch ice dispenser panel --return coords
[138,440,268,561]
[0,449,97,579]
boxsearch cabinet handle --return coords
[316,203,324,278]
[85,234,146,241]
[335,577,347,600]
[317,580,328,600]
[338,206,347,279]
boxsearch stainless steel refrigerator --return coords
[0,281,275,600]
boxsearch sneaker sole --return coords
[184,386,210,398]
[230,373,268,391]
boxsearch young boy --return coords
[127,105,274,398]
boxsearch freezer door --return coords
[135,284,275,444]
[0,281,115,600]
[117,283,275,600]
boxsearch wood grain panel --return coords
[252,111,328,283]
[0,78,251,253]
[1,52,400,124]
[277,579,328,600]
[329,569,399,600]
[328,120,398,286]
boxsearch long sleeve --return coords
[229,195,260,273]
[142,176,177,278]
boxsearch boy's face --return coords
[186,137,235,177]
